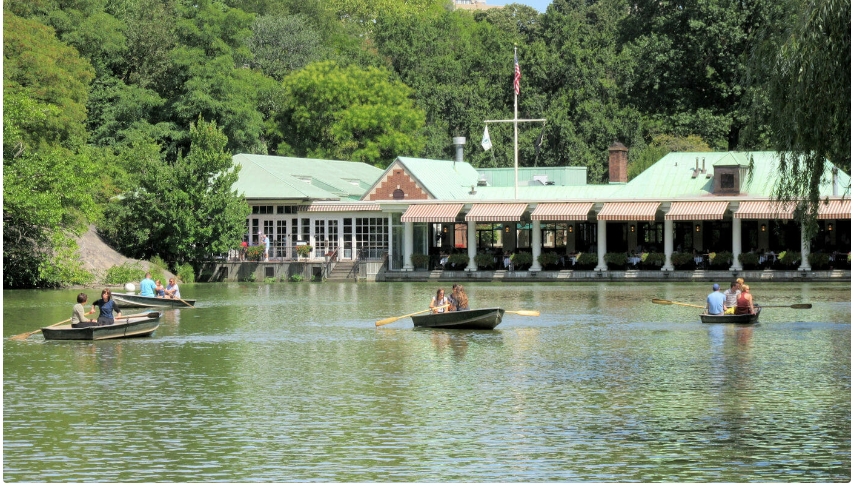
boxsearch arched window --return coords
[393,189,405,200]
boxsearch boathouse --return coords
[208,142,851,283]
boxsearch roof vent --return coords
[533,175,549,185]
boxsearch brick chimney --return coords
[608,141,628,183]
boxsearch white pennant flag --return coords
[481,125,492,151]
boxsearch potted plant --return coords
[447,253,470,269]
[246,245,264,261]
[296,244,313,259]
[708,251,732,269]
[575,252,598,269]
[410,253,429,270]
[510,251,533,270]
[604,252,628,269]
[669,251,694,270]
[808,252,831,270]
[537,252,561,269]
[738,252,759,269]
[475,252,496,269]
[641,252,665,269]
[776,250,801,269]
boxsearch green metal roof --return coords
[232,154,384,201]
[614,151,850,199]
[392,157,481,199]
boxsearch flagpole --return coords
[513,46,519,200]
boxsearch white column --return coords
[530,219,542,271]
[798,225,811,271]
[595,219,608,271]
[730,217,742,271]
[466,223,477,271]
[403,221,414,271]
[662,218,674,271]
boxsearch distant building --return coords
[453,0,502,11]
[227,142,850,280]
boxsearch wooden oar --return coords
[10,311,159,341]
[755,303,811,309]
[10,318,70,341]
[505,310,540,316]
[174,297,195,308]
[376,304,449,327]
[651,298,705,309]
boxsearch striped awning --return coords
[465,203,528,222]
[303,203,381,212]
[400,204,464,223]
[531,202,593,221]
[665,201,729,220]
[817,199,851,219]
[732,201,795,219]
[597,202,660,221]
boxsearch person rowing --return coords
[430,288,453,313]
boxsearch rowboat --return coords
[112,292,196,308]
[41,312,162,340]
[700,307,761,324]
[411,308,505,330]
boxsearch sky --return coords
[486,0,552,13]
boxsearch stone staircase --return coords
[326,261,359,281]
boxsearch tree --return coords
[3,12,95,148]
[276,61,426,166]
[3,15,100,288]
[744,0,850,238]
[242,14,325,81]
[617,0,759,149]
[105,118,249,268]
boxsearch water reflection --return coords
[3,282,850,482]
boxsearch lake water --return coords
[3,282,850,482]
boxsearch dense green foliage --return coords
[3,0,848,287]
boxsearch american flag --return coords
[513,52,521,95]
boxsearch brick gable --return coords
[366,165,430,201]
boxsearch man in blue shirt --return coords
[706,283,725,315]
[139,272,156,297]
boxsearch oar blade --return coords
[507,310,540,316]
[790,303,812,309]
[651,299,672,305]
[9,330,39,341]
[375,317,398,327]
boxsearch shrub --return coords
[410,253,429,269]
[777,250,800,268]
[104,262,145,285]
[575,252,598,269]
[176,263,195,283]
[709,251,732,269]
[475,252,496,268]
[641,252,665,269]
[289,274,304,282]
[537,252,561,268]
[296,245,313,258]
[264,277,277,283]
[447,253,470,268]
[510,251,533,269]
[808,252,830,269]
[246,245,264,261]
[670,252,694,269]
[738,252,760,268]
[604,252,627,268]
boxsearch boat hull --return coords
[42,312,162,340]
[411,308,504,330]
[700,307,761,324]
[112,293,195,308]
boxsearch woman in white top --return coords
[430,288,452,313]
